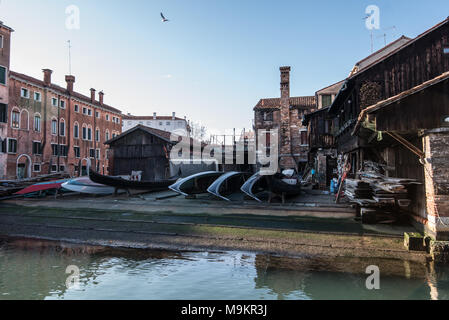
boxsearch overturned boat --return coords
[240,172,268,202]
[15,179,70,196]
[169,171,224,196]
[89,170,177,193]
[266,173,301,197]
[207,172,252,201]
[61,177,119,195]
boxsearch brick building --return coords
[0,22,13,178]
[0,22,123,179]
[254,67,315,172]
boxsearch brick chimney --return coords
[172,112,176,120]
[90,88,96,102]
[42,69,53,86]
[279,66,294,169]
[65,75,75,93]
[99,91,104,105]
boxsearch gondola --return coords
[89,170,177,193]
[169,171,224,196]
[240,172,269,202]
[265,173,301,196]
[207,171,252,201]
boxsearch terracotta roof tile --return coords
[254,96,316,110]
[9,71,123,114]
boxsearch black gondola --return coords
[266,174,302,196]
[89,170,178,193]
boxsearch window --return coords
[60,120,65,136]
[0,103,6,123]
[89,148,95,158]
[51,98,58,107]
[95,111,100,118]
[0,65,6,85]
[34,115,41,132]
[300,130,308,146]
[95,129,100,142]
[82,107,87,115]
[60,100,66,109]
[21,88,29,99]
[74,123,79,139]
[51,165,57,173]
[60,145,68,157]
[74,146,80,158]
[105,115,109,121]
[112,132,117,138]
[105,130,110,141]
[0,35,3,49]
[59,165,65,172]
[159,122,163,126]
[0,139,5,153]
[51,144,59,156]
[82,126,87,140]
[11,110,19,128]
[8,138,17,153]
[51,119,57,135]
[74,104,79,113]
[263,112,273,121]
[88,109,92,116]
[322,95,332,108]
[32,141,42,155]
[34,92,41,102]
[105,149,109,160]
[95,149,100,159]
[146,121,151,126]
[88,127,92,141]
[166,121,171,126]
[33,164,41,173]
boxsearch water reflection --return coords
[0,238,448,300]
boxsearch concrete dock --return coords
[0,191,428,263]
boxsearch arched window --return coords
[11,108,20,129]
[95,128,100,142]
[34,113,41,132]
[74,122,79,139]
[60,118,66,136]
[51,118,58,135]
[105,130,110,141]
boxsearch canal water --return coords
[0,239,449,300]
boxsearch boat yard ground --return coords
[0,190,428,263]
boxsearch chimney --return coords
[99,91,104,105]
[153,112,157,120]
[42,69,53,86]
[90,88,96,102]
[279,66,293,169]
[172,112,176,120]
[280,66,291,100]
[65,75,75,93]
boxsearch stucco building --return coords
[122,113,190,135]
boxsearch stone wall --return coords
[423,128,449,240]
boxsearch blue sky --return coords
[1,0,449,135]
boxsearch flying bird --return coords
[161,12,169,22]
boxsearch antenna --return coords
[67,40,72,75]
[377,26,397,47]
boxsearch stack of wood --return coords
[344,179,374,204]
[0,173,71,198]
[343,161,420,208]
